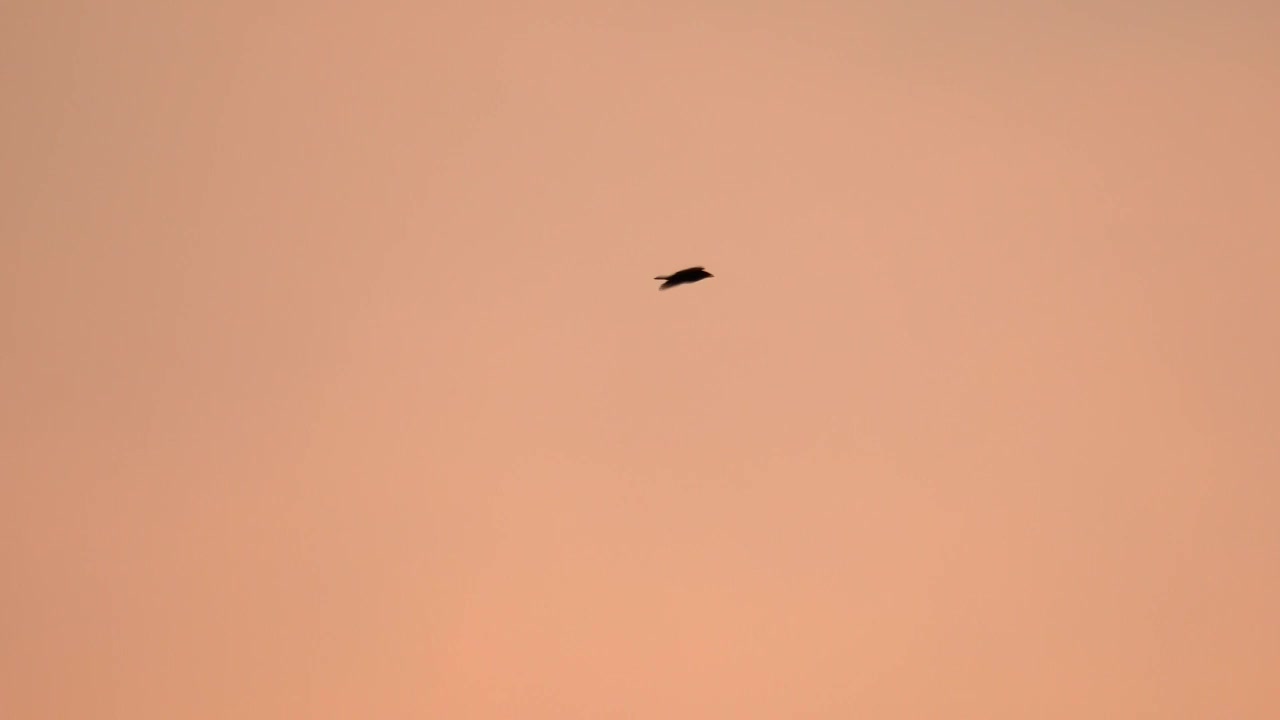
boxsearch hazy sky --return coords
[4,2,1278,718]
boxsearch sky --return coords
[4,2,1278,718]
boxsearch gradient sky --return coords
[4,2,1279,718]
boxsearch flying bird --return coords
[654,266,714,290]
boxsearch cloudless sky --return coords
[4,2,1278,718]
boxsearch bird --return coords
[654,266,714,290]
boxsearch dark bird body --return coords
[654,266,714,290]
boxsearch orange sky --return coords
[4,2,1279,718]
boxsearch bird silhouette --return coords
[654,266,714,290]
